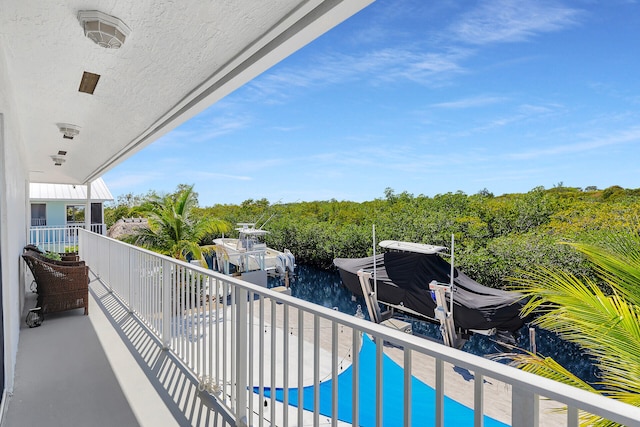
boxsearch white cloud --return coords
[248,47,469,102]
[508,126,640,160]
[155,111,252,148]
[450,0,582,45]
[103,172,161,191]
[189,171,252,181]
[431,95,508,109]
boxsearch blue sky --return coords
[104,0,640,206]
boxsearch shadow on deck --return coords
[4,279,235,427]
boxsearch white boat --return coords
[213,223,295,287]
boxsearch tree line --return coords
[105,184,640,289]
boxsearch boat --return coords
[213,223,295,287]
[333,239,526,348]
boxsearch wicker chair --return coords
[22,249,89,315]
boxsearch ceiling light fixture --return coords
[57,123,80,139]
[51,155,66,166]
[78,10,131,49]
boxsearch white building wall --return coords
[0,41,28,393]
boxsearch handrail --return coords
[77,229,640,427]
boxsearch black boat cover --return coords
[334,251,525,333]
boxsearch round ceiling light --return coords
[78,10,131,49]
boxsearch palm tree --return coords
[131,185,231,262]
[502,233,640,426]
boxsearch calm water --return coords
[269,264,599,385]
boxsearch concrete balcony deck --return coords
[4,281,234,427]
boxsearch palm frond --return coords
[563,234,640,307]
[128,186,230,261]
[495,351,596,392]
[506,233,640,425]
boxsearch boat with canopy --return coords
[334,238,526,347]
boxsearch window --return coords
[31,203,46,226]
[66,205,85,224]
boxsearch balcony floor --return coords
[4,280,235,427]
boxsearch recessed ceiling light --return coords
[79,71,100,94]
[56,123,80,139]
[78,10,131,49]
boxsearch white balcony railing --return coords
[29,224,106,253]
[78,229,640,427]
[30,218,47,226]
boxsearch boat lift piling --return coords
[429,234,467,348]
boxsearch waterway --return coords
[269,264,599,385]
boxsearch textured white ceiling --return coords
[0,0,373,184]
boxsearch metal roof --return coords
[29,177,114,202]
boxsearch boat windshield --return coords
[235,224,269,251]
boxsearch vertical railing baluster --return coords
[258,295,265,427]
[270,301,276,423]
[352,327,360,427]
[190,268,196,369]
[314,314,320,426]
[230,282,236,410]
[171,259,176,351]
[297,309,304,427]
[196,268,201,374]
[182,266,187,360]
[236,286,248,426]
[162,259,171,349]
[283,303,289,427]
[436,358,444,427]
[248,290,254,427]
[474,372,484,427]
[127,246,133,313]
[511,385,539,427]
[332,321,338,427]
[376,336,384,427]
[404,348,412,427]
[222,281,228,407]
[207,279,213,381]
[214,279,220,400]
[567,406,578,427]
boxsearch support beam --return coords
[84,181,91,233]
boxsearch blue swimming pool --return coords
[260,334,509,427]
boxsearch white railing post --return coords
[235,287,248,427]
[404,350,412,427]
[474,372,484,427]
[435,358,444,427]
[127,245,134,313]
[78,229,84,259]
[162,259,172,349]
[512,386,539,427]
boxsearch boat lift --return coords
[357,233,491,348]
[356,269,413,334]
